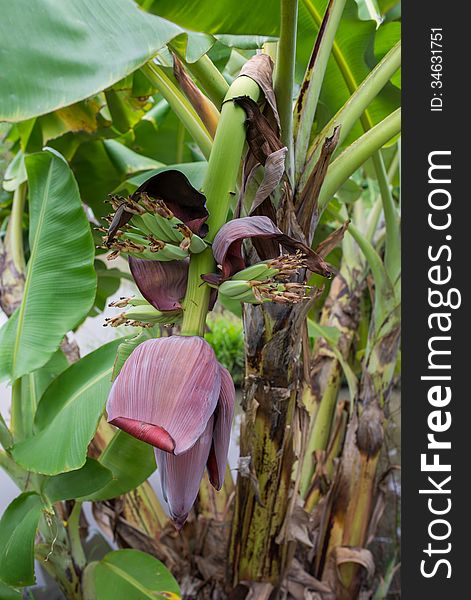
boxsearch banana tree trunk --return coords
[228,301,306,586]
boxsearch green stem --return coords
[0,414,13,451]
[263,41,278,62]
[301,41,401,186]
[372,151,400,286]
[180,250,214,337]
[0,450,27,488]
[294,0,347,180]
[142,62,213,159]
[318,108,401,211]
[365,191,383,242]
[274,0,298,179]
[365,145,399,242]
[68,501,86,571]
[300,371,340,496]
[171,49,229,107]
[180,76,261,337]
[175,121,185,163]
[8,183,27,272]
[10,378,23,440]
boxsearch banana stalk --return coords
[228,299,305,583]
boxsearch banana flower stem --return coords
[181,76,260,336]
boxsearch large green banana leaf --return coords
[0,151,96,381]
[0,493,43,587]
[89,550,181,600]
[0,0,212,122]
[85,430,156,501]
[12,338,123,475]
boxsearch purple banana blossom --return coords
[212,215,334,280]
[106,336,235,527]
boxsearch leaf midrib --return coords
[11,160,54,377]
[101,561,171,599]
[35,366,113,431]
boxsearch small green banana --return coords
[127,297,152,307]
[124,305,182,323]
[136,213,174,242]
[231,262,278,282]
[128,214,154,237]
[155,213,186,244]
[117,232,188,261]
[218,280,252,299]
[151,242,189,261]
[188,234,207,254]
[105,306,182,327]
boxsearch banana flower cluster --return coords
[103,170,346,526]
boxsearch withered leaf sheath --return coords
[233,96,284,164]
[239,53,281,130]
[314,219,350,260]
[296,126,341,240]
[233,96,287,213]
[173,54,219,138]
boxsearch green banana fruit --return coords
[154,243,189,261]
[188,234,207,254]
[134,213,174,242]
[155,214,185,244]
[218,280,253,299]
[124,306,182,323]
[105,306,182,327]
[231,262,278,282]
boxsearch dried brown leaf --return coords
[234,96,284,162]
[296,126,341,241]
[173,54,219,137]
[239,53,280,130]
[289,559,333,593]
[251,146,288,213]
[335,546,375,580]
[243,582,273,600]
[314,220,350,259]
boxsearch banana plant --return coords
[0,0,400,598]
